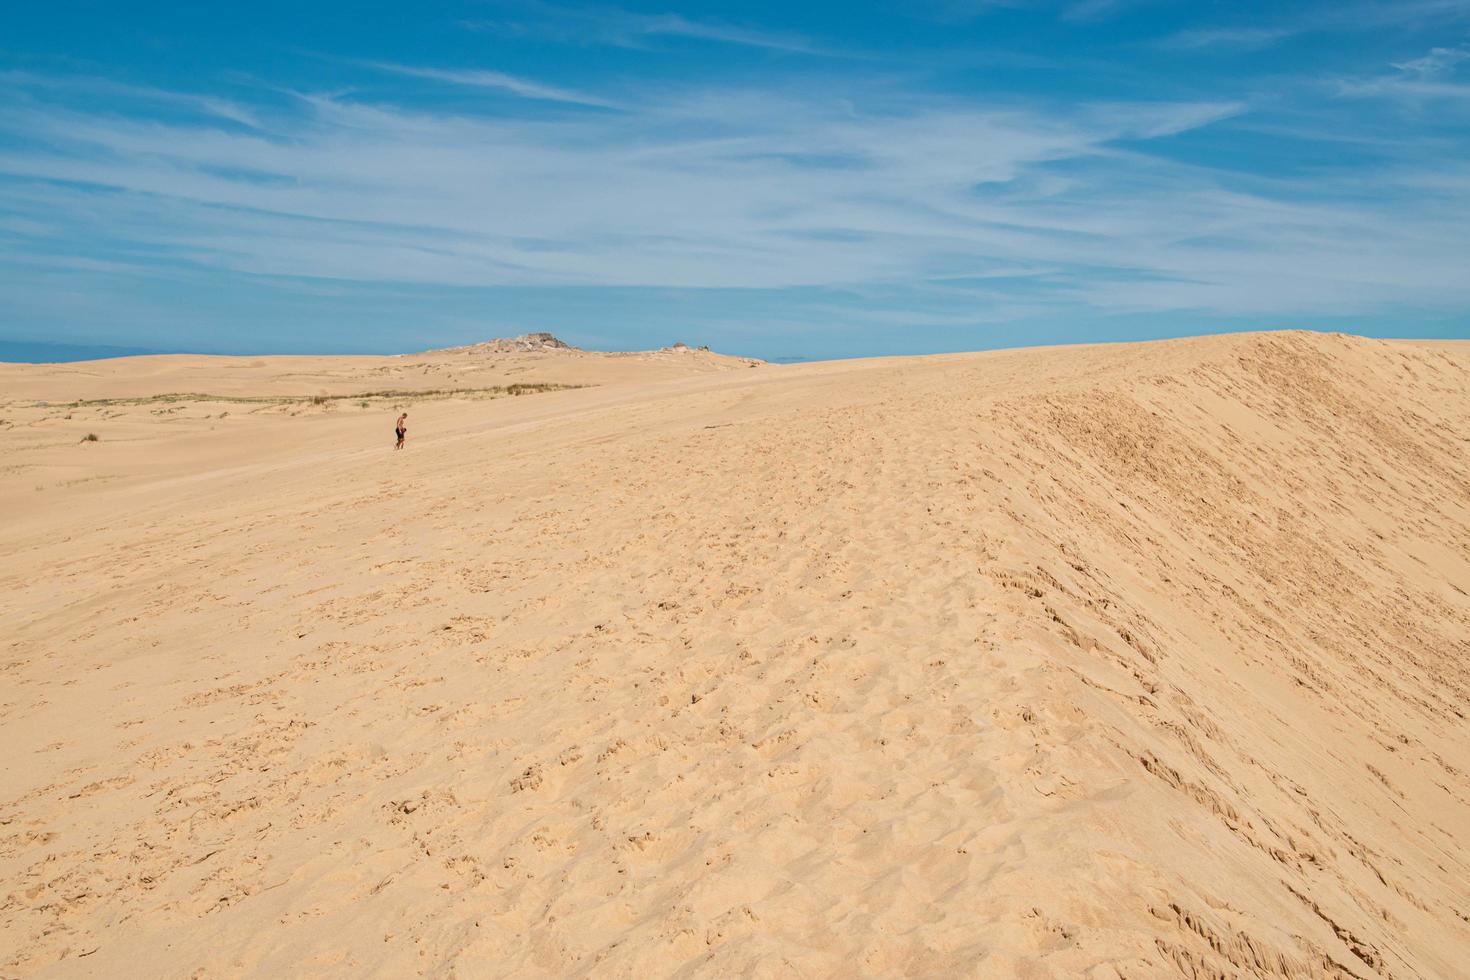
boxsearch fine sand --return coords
[1,331,1467,977]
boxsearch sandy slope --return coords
[1,331,1467,978]
[0,343,758,402]
[0,344,759,525]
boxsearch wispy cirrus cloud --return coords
[1158,27,1297,51]
[367,63,618,107]
[1157,2,1470,52]
[467,1,829,55]
[1336,42,1470,99]
[0,75,1261,295]
[0,70,262,128]
[1062,0,1153,23]
[1305,0,1470,31]
[1392,43,1470,75]
[2,67,1465,327]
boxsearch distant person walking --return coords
[395,413,408,450]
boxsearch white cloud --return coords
[1391,44,1470,75]
[367,64,618,107]
[1160,27,1296,50]
[1,70,1468,321]
[611,12,820,53]
[1063,0,1141,22]
[1336,43,1470,100]
[468,2,828,55]
[1159,3,1470,51]
[1337,76,1470,98]
[0,70,262,128]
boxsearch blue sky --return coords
[2,0,1469,360]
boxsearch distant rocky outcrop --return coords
[448,333,580,355]
[433,333,762,366]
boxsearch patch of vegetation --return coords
[81,432,99,442]
[43,383,586,410]
[39,474,118,491]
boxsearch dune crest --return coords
[2,331,1467,977]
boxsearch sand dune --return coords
[2,330,1467,977]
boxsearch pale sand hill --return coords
[0,341,760,524]
[0,336,757,403]
[1,331,1467,978]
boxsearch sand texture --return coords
[2,331,1467,977]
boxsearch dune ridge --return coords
[2,330,1467,977]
